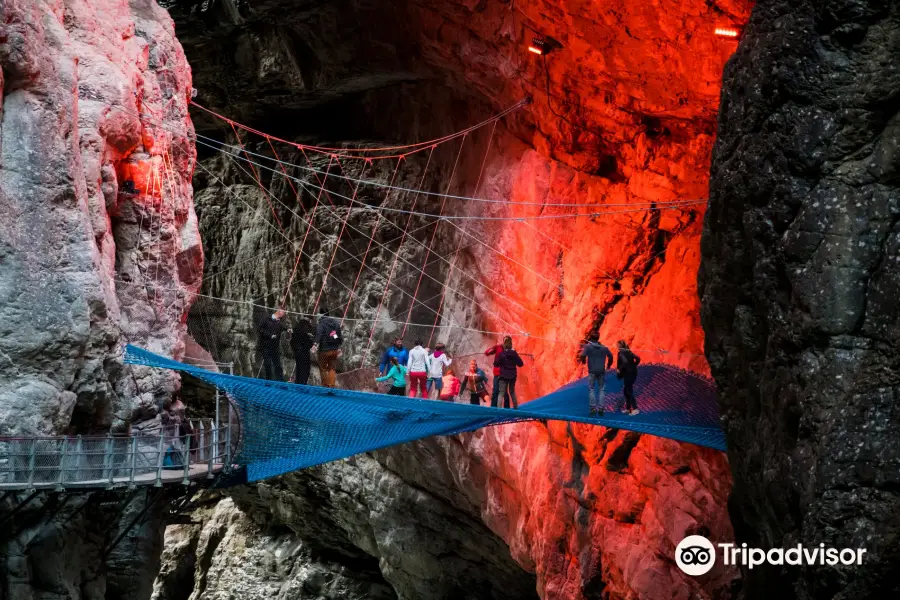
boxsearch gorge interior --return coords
[5,0,890,599]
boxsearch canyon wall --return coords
[0,0,200,597]
[701,0,900,597]
[154,0,752,597]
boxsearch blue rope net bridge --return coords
[125,345,726,483]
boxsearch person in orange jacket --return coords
[439,367,461,401]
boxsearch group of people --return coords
[258,308,641,415]
[579,333,641,416]
[375,336,525,408]
[257,307,344,387]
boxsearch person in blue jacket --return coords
[379,338,409,375]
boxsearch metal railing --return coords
[0,419,234,491]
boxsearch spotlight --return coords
[527,36,559,56]
[714,26,741,39]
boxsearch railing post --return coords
[224,414,232,473]
[206,422,215,479]
[181,431,191,485]
[214,387,221,464]
[75,435,83,481]
[198,421,205,463]
[56,437,68,491]
[103,433,113,487]
[129,435,138,488]
[154,433,165,487]
[26,438,37,489]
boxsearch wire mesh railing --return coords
[0,419,234,491]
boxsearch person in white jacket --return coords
[407,340,430,398]
[426,343,452,399]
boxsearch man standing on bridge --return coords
[580,332,613,416]
[258,309,288,381]
[312,307,343,388]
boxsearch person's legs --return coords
[318,350,338,387]
[272,353,284,382]
[597,373,606,409]
[262,351,277,380]
[491,376,501,408]
[498,379,509,408]
[624,378,636,411]
[294,356,311,385]
[428,377,442,399]
[507,378,519,409]
[389,385,406,396]
[588,373,598,409]
[469,392,480,405]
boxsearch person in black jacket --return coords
[312,307,343,388]
[494,336,524,409]
[258,309,287,381]
[616,340,641,415]
[289,319,314,384]
[579,333,614,416]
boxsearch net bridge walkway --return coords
[124,345,726,484]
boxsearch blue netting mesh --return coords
[125,345,726,482]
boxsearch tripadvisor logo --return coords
[675,535,867,576]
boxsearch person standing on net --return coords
[484,340,511,408]
[494,336,524,409]
[378,338,409,375]
[312,307,343,388]
[289,319,314,385]
[579,332,613,416]
[616,340,641,415]
[426,343,452,399]
[459,359,489,405]
[406,340,429,398]
[258,309,287,381]
[375,356,408,396]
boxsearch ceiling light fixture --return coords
[527,36,559,56]
[714,26,741,39]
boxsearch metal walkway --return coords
[0,419,234,491]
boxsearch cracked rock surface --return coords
[701,0,900,597]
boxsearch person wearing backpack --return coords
[312,307,343,388]
[579,332,613,416]
[616,340,641,415]
[493,336,524,409]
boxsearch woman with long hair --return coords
[376,356,408,396]
[494,336,524,409]
[616,340,641,415]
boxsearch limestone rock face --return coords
[701,0,900,597]
[0,1,199,598]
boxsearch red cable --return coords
[400,134,467,338]
[311,155,367,315]
[428,121,497,347]
[279,156,335,309]
[229,122,284,229]
[340,157,399,323]
[190,99,524,160]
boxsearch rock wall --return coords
[0,0,200,597]
[701,0,900,597]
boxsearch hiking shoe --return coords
[630,409,640,416]
[621,408,630,414]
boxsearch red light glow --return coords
[528,45,544,55]
[714,27,740,38]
